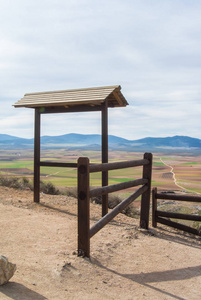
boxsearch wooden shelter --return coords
[14,85,128,215]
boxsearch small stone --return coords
[0,256,16,285]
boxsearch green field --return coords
[1,149,201,195]
[1,149,200,230]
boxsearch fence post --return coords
[77,157,90,257]
[101,99,108,216]
[34,108,40,203]
[140,153,153,229]
[152,187,157,228]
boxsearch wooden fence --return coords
[152,188,201,236]
[77,153,152,257]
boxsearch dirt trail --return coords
[160,157,201,196]
[160,158,186,191]
[0,186,201,299]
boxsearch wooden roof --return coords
[14,85,128,108]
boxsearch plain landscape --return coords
[0,136,201,299]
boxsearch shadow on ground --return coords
[0,282,47,300]
[92,257,201,300]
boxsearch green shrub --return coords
[0,175,59,195]
[122,205,140,218]
[193,221,201,232]
[40,181,60,195]
[108,194,122,209]
[65,187,77,198]
[0,176,28,190]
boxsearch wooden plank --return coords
[24,94,110,101]
[40,161,77,168]
[39,105,102,114]
[140,153,153,229]
[152,187,157,228]
[90,178,148,198]
[77,157,90,257]
[24,85,120,94]
[113,90,124,106]
[14,85,128,108]
[156,193,201,202]
[156,217,201,236]
[156,210,201,221]
[90,185,148,238]
[101,99,108,216]
[89,159,149,173]
[34,108,40,203]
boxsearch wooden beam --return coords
[40,161,77,168]
[101,99,108,216]
[152,187,157,228]
[90,185,148,238]
[140,153,153,229]
[39,105,102,114]
[156,210,201,221]
[34,108,40,203]
[156,217,201,236]
[90,178,148,198]
[89,159,149,173]
[155,193,201,202]
[77,157,90,257]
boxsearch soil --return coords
[0,186,200,300]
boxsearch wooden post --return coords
[101,99,108,216]
[140,153,153,229]
[77,157,90,257]
[34,108,40,203]
[152,187,157,227]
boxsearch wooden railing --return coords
[152,188,201,236]
[77,153,152,257]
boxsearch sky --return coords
[0,0,201,140]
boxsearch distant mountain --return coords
[0,134,33,147]
[40,133,128,145]
[130,136,201,150]
[0,133,201,153]
[0,134,20,141]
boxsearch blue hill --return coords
[0,133,201,153]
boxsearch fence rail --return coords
[78,153,152,257]
[40,161,78,168]
[89,158,149,173]
[152,188,201,236]
[90,185,148,238]
[153,192,201,202]
[89,178,148,198]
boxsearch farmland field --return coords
[1,149,201,195]
[1,148,201,229]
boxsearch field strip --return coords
[46,171,60,177]
[160,158,201,195]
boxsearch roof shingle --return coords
[14,85,128,108]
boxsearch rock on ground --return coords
[0,256,16,285]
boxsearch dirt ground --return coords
[0,186,200,300]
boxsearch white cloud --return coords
[0,109,34,137]
[0,0,201,140]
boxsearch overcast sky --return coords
[0,0,201,140]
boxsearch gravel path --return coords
[0,186,201,299]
